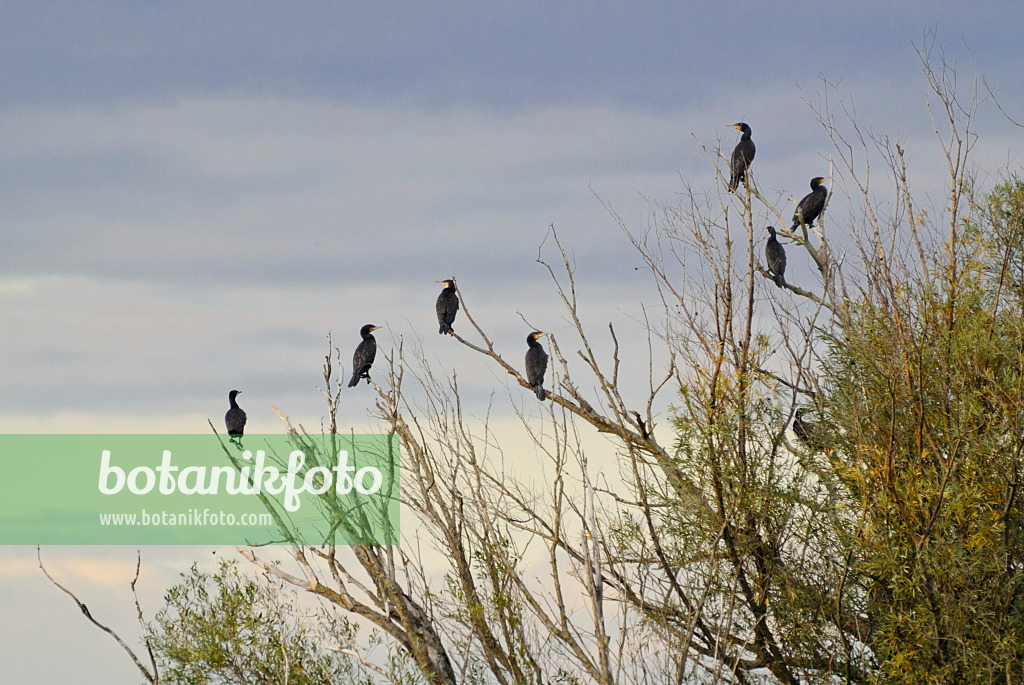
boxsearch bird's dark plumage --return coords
[348,324,378,387]
[765,226,787,288]
[792,177,828,230]
[525,331,548,401]
[634,412,650,441]
[435,279,459,335]
[225,390,246,438]
[728,123,756,191]
[793,408,821,449]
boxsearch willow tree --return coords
[230,49,1022,683]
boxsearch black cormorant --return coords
[348,324,378,387]
[225,390,246,439]
[793,408,821,449]
[728,123,756,191]
[765,226,787,288]
[792,177,828,230]
[634,411,650,441]
[435,279,459,335]
[525,331,548,401]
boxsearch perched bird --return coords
[525,331,549,401]
[793,408,821,449]
[728,122,756,191]
[633,411,650,441]
[792,177,828,230]
[765,226,787,288]
[348,324,378,387]
[225,390,246,440]
[435,279,459,335]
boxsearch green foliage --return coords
[149,559,368,685]
[824,180,1024,683]
[624,179,1024,684]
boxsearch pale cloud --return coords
[51,557,142,589]
[0,411,219,434]
[0,556,38,580]
[0,276,37,296]
[0,549,137,588]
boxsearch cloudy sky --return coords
[2,2,1023,682]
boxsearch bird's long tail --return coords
[439,323,452,335]
[774,273,785,288]
[535,385,546,401]
[347,373,359,387]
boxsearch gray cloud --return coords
[2,6,1023,682]
[1,2,1019,109]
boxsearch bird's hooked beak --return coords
[732,124,742,130]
